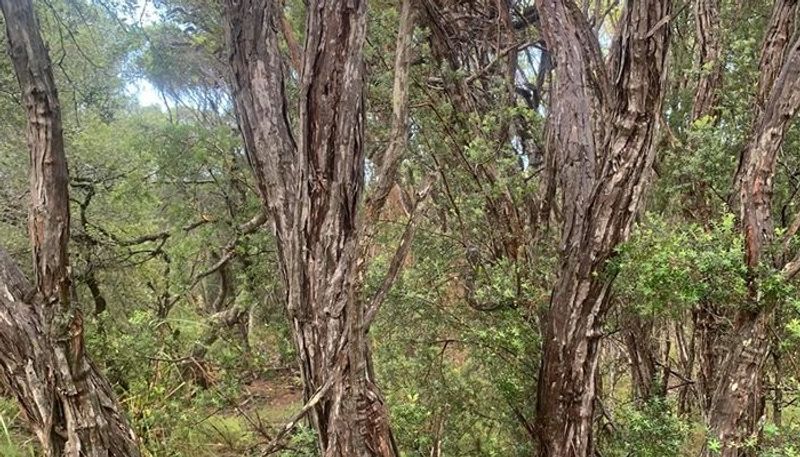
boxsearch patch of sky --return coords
[121,0,168,109]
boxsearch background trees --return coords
[3,1,800,457]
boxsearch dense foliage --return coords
[2,0,800,456]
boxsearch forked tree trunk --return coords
[0,251,139,457]
[705,26,800,457]
[223,0,410,455]
[533,1,671,456]
[701,2,800,454]
[0,0,139,455]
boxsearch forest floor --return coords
[0,369,305,457]
[243,371,303,423]
[184,368,305,456]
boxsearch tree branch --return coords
[365,176,434,328]
[363,0,416,225]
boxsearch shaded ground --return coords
[244,371,304,423]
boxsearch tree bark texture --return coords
[623,316,665,402]
[0,0,140,455]
[0,251,139,457]
[533,1,671,456]
[223,0,412,455]
[692,0,723,121]
[706,6,800,454]
[696,301,727,417]
[756,0,798,111]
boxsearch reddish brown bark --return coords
[706,27,800,457]
[0,0,140,455]
[690,1,800,440]
[533,1,672,456]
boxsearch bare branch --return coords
[363,0,417,224]
[365,176,435,328]
[780,209,800,258]
[782,250,800,280]
[464,41,532,85]
[189,211,267,285]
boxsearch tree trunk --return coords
[692,0,724,121]
[0,251,139,457]
[223,0,410,455]
[696,301,727,417]
[623,316,664,402]
[706,6,800,453]
[755,0,798,112]
[706,310,769,457]
[0,0,139,455]
[533,1,672,456]
[675,316,697,415]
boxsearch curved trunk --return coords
[533,1,671,455]
[223,0,411,454]
[706,2,800,452]
[0,0,139,455]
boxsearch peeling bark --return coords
[706,20,800,456]
[533,1,672,456]
[692,0,723,121]
[756,0,799,111]
[0,251,139,457]
[222,0,416,455]
[0,0,139,455]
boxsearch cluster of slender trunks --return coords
[1,0,800,456]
